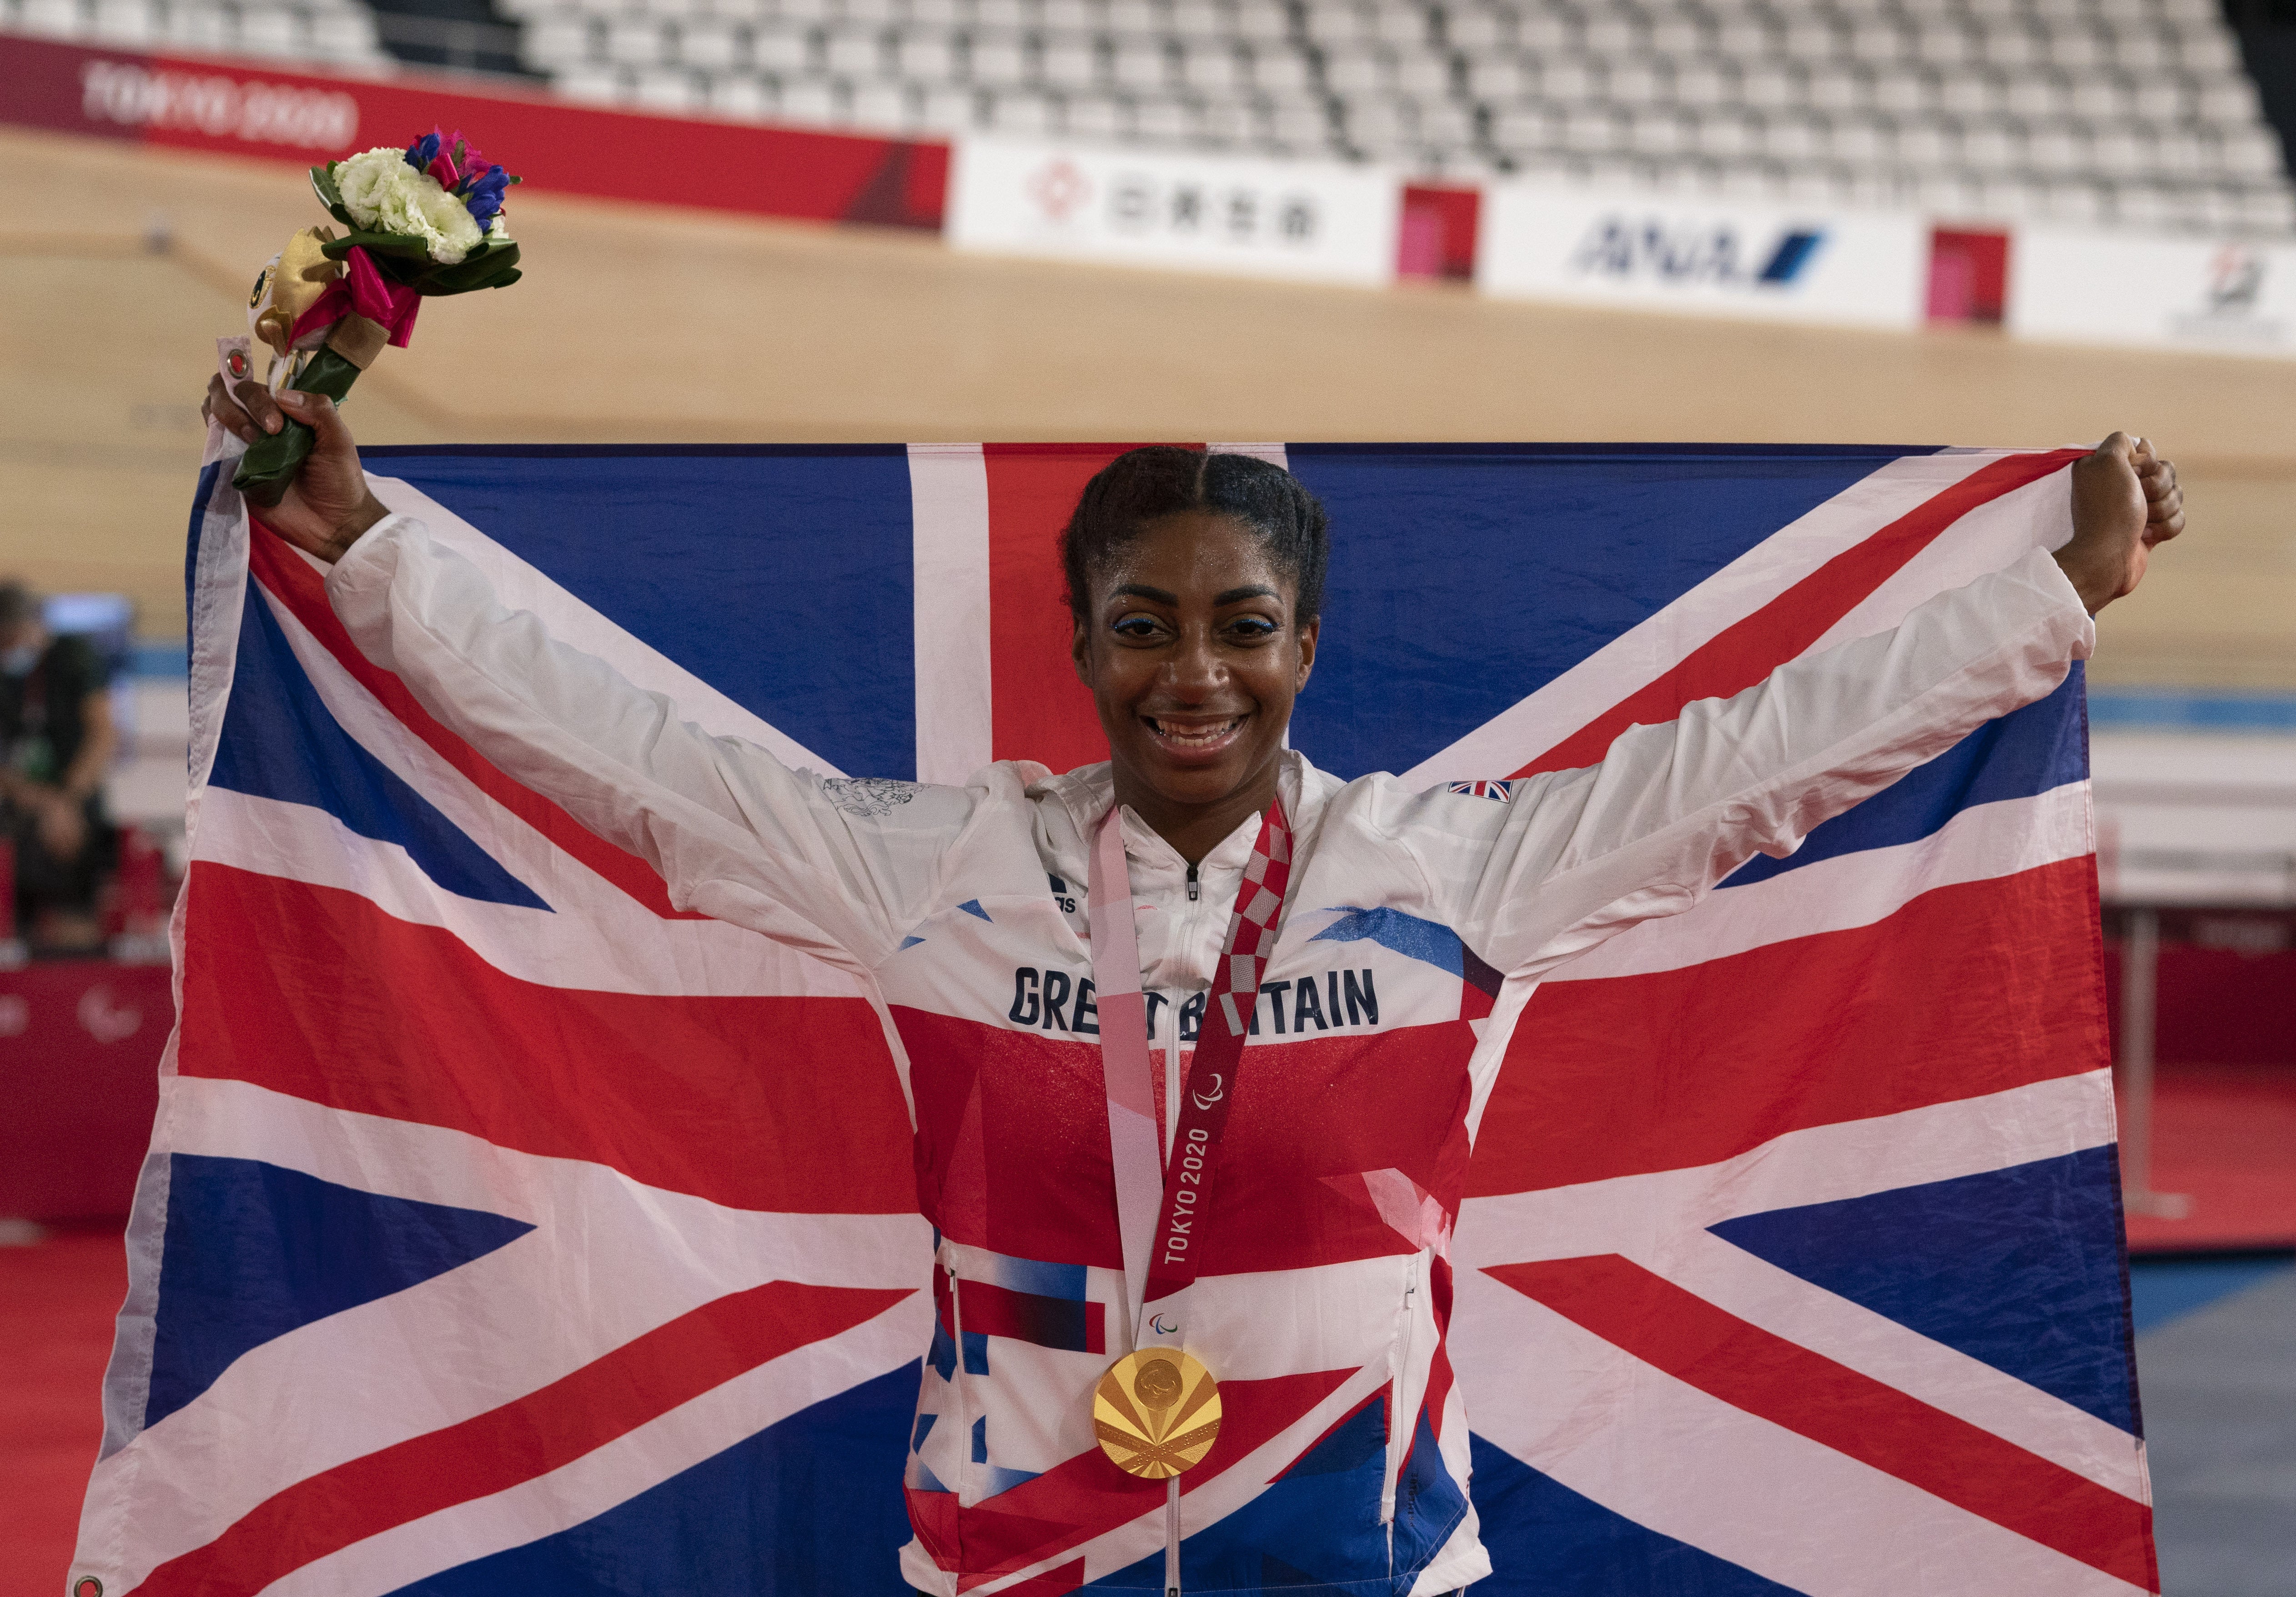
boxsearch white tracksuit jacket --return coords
[327,516,2094,1597]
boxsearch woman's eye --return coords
[1228,617,1278,640]
[1113,616,1162,639]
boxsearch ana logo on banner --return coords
[1477,182,1924,329]
[1569,216,1827,289]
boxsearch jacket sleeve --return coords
[324,513,980,971]
[1387,545,2095,979]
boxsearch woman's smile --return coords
[1140,711,1250,759]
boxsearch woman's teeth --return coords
[1151,717,1242,747]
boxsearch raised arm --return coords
[1395,435,2183,978]
[204,378,977,971]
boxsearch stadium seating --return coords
[508,0,2295,235]
[0,0,386,63]
[6,0,2287,236]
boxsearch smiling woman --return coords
[198,371,2182,1597]
[1062,448,1326,865]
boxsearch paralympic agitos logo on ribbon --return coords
[1568,215,1829,290]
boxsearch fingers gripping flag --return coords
[74,440,2154,1596]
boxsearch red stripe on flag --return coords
[1466,857,2110,1197]
[1517,451,2083,777]
[133,1279,913,1597]
[247,523,708,919]
[956,1278,1106,1355]
[178,863,919,1214]
[983,443,1188,775]
[1487,1255,2156,1591]
[954,1367,1355,1590]
[987,1558,1089,1597]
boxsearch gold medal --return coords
[1093,1348,1222,1478]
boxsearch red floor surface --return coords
[0,1226,122,1597]
[2124,1063,2296,1255]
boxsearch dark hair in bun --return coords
[1060,447,1331,626]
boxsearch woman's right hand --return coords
[203,375,389,564]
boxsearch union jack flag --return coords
[72,441,2154,1595]
[1446,781,1515,802]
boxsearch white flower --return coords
[332,146,410,225]
[487,216,512,242]
[332,145,484,266]
[411,182,483,261]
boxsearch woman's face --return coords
[1071,509,1318,818]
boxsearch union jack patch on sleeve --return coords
[1447,780,1515,802]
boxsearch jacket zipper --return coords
[1383,1257,1420,1531]
[1186,862,1200,901]
[948,1258,970,1506]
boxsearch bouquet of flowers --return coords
[231,130,523,505]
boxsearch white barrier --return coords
[2007,227,2296,359]
[1475,182,1928,331]
[946,135,1400,287]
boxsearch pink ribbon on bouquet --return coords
[288,246,422,350]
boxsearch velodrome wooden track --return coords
[3,123,2289,686]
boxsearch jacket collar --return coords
[1030,747,1327,867]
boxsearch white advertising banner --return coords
[2008,227,2296,359]
[1476,182,1927,330]
[947,135,1399,287]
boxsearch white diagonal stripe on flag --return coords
[91,1078,927,1592]
[909,443,995,785]
[1451,1269,2150,1597]
[262,1300,928,1597]
[1401,452,2015,786]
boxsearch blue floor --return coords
[2129,1255,2296,1597]
[2130,1255,2296,1336]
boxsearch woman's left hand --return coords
[2059,433,2185,615]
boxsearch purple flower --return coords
[397,126,515,228]
[462,164,512,227]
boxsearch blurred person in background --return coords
[0,582,117,953]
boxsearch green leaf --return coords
[422,241,523,295]
[308,163,356,228]
[321,230,435,262]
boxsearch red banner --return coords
[0,30,949,229]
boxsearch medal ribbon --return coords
[1090,799,1293,1348]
